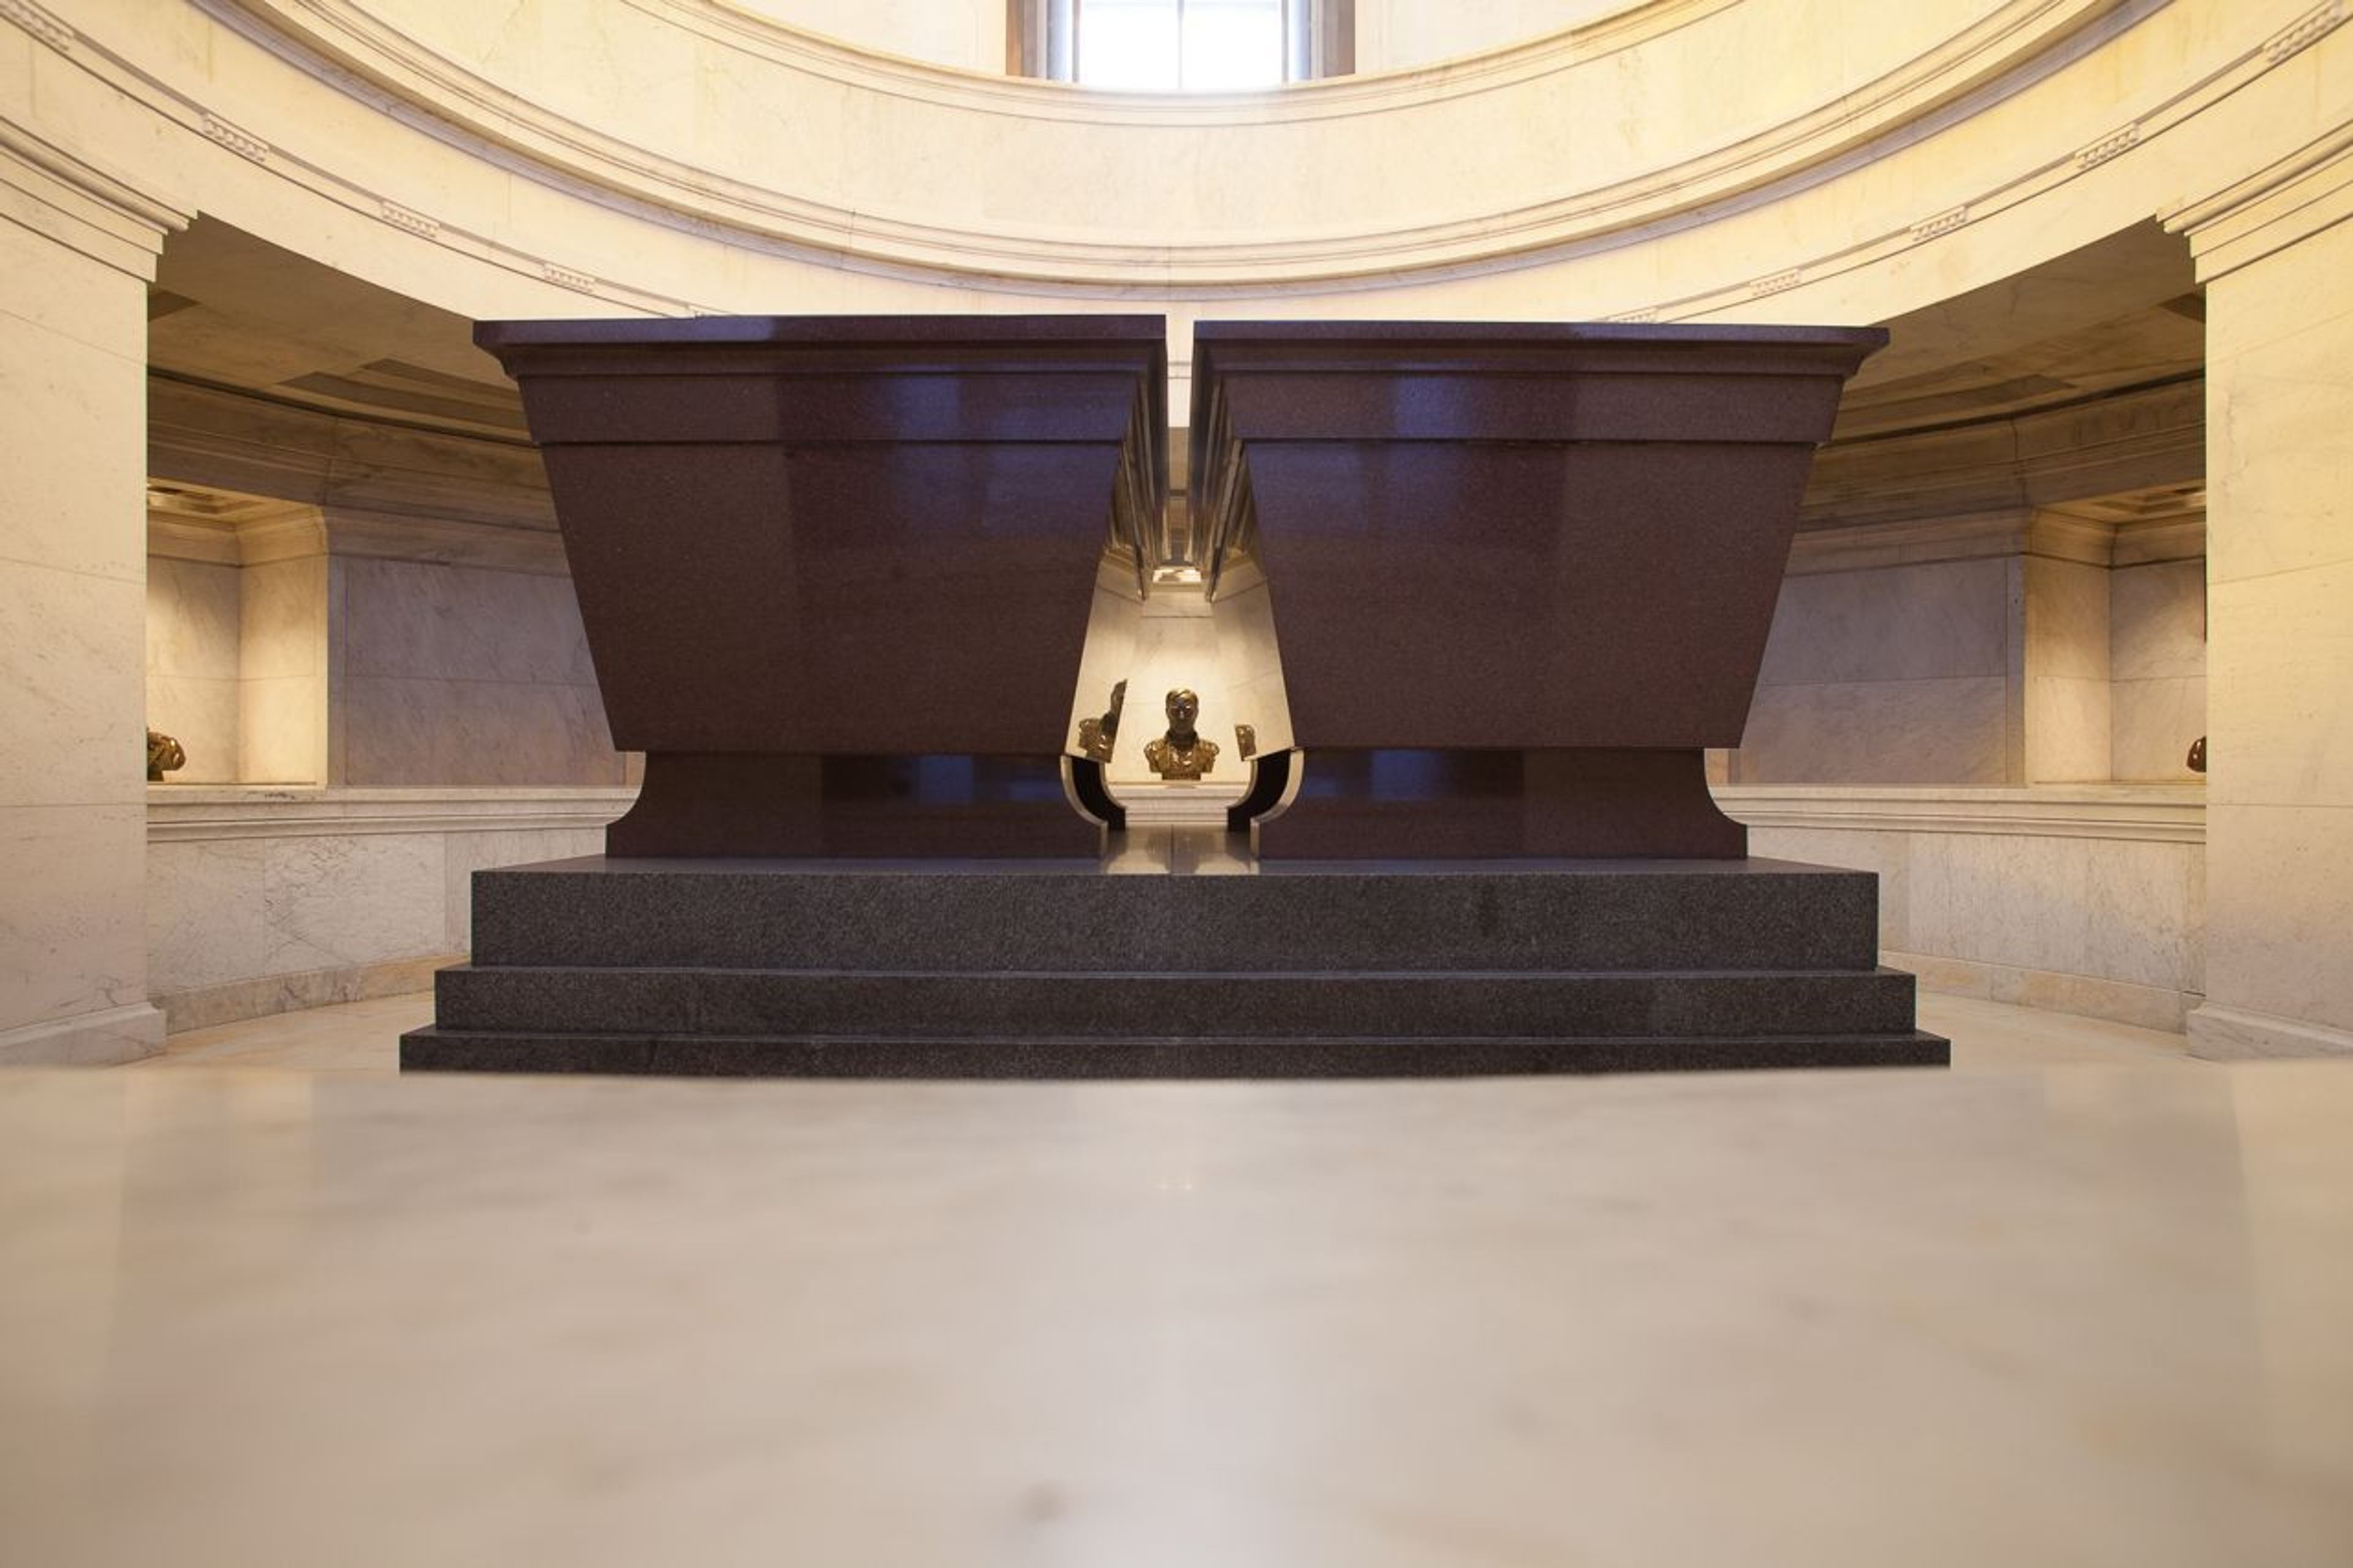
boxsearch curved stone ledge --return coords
[190,0,2167,286]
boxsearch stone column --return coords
[2170,143,2353,1058]
[0,132,189,1064]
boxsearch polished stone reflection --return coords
[6,1028,2350,1566]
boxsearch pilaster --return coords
[0,122,189,1064]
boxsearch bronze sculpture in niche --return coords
[1077,680,1127,763]
[1145,687,1219,779]
[146,729,186,782]
[1235,724,1258,760]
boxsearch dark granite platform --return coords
[402,855,1948,1078]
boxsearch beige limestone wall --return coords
[727,0,1005,70]
[0,136,183,1066]
[1353,0,1629,71]
[2182,176,2353,1059]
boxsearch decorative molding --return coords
[540,262,599,294]
[1786,511,2037,575]
[148,786,637,843]
[1713,784,2205,844]
[0,120,191,237]
[147,376,556,531]
[2072,123,2138,170]
[2263,0,2344,66]
[2110,513,2206,566]
[0,1001,165,1068]
[0,0,74,54]
[1909,205,1969,241]
[200,112,270,164]
[379,198,439,238]
[235,509,331,565]
[186,0,2161,289]
[2162,122,2353,281]
[1748,269,1802,297]
[1605,308,1659,324]
[2025,509,2119,566]
[1802,377,2205,534]
[2188,1001,2353,1060]
[145,513,245,566]
[317,508,573,576]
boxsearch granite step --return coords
[467,856,1880,973]
[400,1025,1951,1077]
[433,964,1922,1040]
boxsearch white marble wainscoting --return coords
[146,787,635,1034]
[1720,786,2205,1032]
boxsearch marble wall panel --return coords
[1739,677,2011,784]
[2025,675,2113,783]
[2110,559,2206,681]
[239,557,328,680]
[240,675,327,784]
[145,556,241,679]
[338,558,597,685]
[2023,556,2110,782]
[145,555,243,784]
[332,556,622,786]
[2113,675,2205,782]
[0,802,150,1029]
[2204,803,2353,1042]
[2204,560,2353,811]
[261,832,448,978]
[0,308,148,583]
[2024,556,2111,681]
[2195,218,2353,1052]
[0,564,147,808]
[1900,831,2202,995]
[338,678,622,786]
[1756,558,2012,687]
[143,675,240,784]
[145,837,270,994]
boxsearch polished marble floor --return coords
[5,994,2349,1567]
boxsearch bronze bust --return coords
[146,728,186,782]
[1077,680,1127,763]
[1144,687,1219,780]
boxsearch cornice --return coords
[0,116,191,276]
[177,0,2169,289]
[1713,784,2206,843]
[2162,113,2353,279]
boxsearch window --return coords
[1010,0,1352,88]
